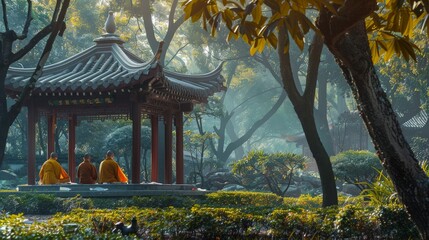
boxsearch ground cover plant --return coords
[0,191,420,239]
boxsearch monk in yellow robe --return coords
[39,152,70,185]
[98,150,128,183]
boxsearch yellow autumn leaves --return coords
[182,0,428,63]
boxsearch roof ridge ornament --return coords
[104,11,116,34]
[94,11,124,44]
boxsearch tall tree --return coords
[0,0,70,166]
[182,0,429,237]
[317,1,429,237]
[183,1,338,206]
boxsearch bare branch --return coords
[1,0,8,31]
[164,42,189,67]
[9,0,70,124]
[303,33,324,101]
[51,0,62,22]
[141,0,159,54]
[17,0,33,40]
[229,87,282,113]
[12,23,53,63]
[254,52,283,86]
[222,92,287,159]
[136,18,143,32]
[168,0,179,27]
[171,14,185,33]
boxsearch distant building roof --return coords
[402,110,428,128]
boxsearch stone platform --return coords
[14,183,208,198]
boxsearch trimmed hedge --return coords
[0,204,419,239]
[0,192,420,239]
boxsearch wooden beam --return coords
[151,115,159,182]
[164,113,173,184]
[27,101,36,185]
[68,115,77,182]
[175,112,184,184]
[180,102,193,113]
[131,102,141,183]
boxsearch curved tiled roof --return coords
[6,34,159,94]
[6,34,224,102]
[151,64,225,102]
[403,110,428,128]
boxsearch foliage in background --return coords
[331,150,382,190]
[183,128,219,187]
[231,150,306,196]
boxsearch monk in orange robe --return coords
[98,150,128,183]
[39,152,70,184]
[77,153,97,184]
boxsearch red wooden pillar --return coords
[47,113,56,157]
[164,113,173,184]
[27,101,36,185]
[68,115,77,182]
[131,103,141,183]
[175,112,184,184]
[151,115,159,182]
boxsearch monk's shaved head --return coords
[106,150,114,157]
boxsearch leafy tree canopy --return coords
[182,0,428,62]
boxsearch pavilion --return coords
[5,12,224,185]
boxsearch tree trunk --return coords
[225,121,245,160]
[0,117,8,167]
[322,19,429,238]
[277,28,338,206]
[296,105,338,206]
[315,76,335,156]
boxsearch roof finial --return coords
[104,11,116,34]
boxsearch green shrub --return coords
[283,194,362,209]
[332,150,382,191]
[131,195,198,208]
[60,194,94,212]
[189,205,267,239]
[206,191,283,207]
[0,203,419,239]
[0,194,94,215]
[269,208,326,238]
[232,150,307,196]
[283,194,323,208]
[374,205,419,239]
[0,194,60,214]
[334,205,376,238]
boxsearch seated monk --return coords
[98,150,128,183]
[77,153,97,184]
[39,152,70,184]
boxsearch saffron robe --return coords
[77,160,97,184]
[98,158,128,183]
[39,158,70,184]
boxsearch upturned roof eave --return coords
[5,39,162,95]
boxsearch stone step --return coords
[17,183,197,192]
